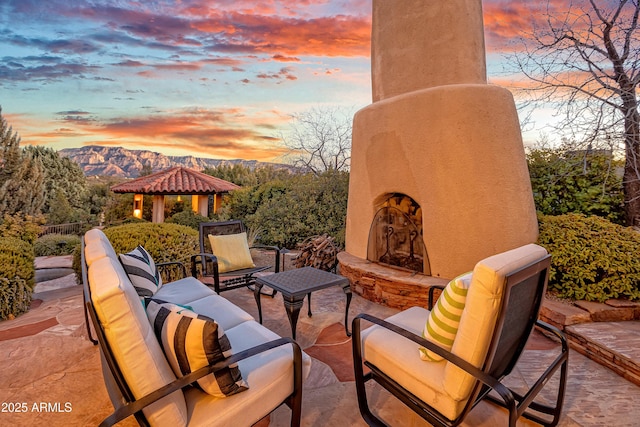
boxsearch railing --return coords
[39,222,86,236]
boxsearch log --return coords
[294,234,339,272]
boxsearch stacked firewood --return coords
[293,234,339,272]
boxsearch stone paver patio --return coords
[2,259,640,426]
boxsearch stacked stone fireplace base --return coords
[337,252,447,311]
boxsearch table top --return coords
[256,266,349,297]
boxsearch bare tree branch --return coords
[279,106,352,175]
[509,0,640,225]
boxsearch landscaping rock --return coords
[539,298,591,328]
[574,300,636,322]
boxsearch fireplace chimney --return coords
[341,0,538,280]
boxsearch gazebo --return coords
[111,166,240,223]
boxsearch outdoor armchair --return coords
[352,244,568,427]
[191,220,281,324]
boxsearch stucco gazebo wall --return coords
[345,84,538,279]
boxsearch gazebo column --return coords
[152,195,165,223]
[213,194,223,214]
[191,195,208,217]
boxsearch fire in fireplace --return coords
[367,193,430,274]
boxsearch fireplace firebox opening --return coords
[367,193,430,275]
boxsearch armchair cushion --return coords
[420,272,471,361]
[362,306,465,420]
[119,245,163,297]
[208,232,255,273]
[146,300,248,398]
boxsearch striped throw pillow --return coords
[119,245,162,297]
[146,300,248,398]
[420,272,472,362]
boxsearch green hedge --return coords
[35,234,81,256]
[103,223,199,268]
[0,237,35,320]
[538,213,640,302]
[166,210,209,230]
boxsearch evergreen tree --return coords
[0,108,46,216]
[0,107,22,185]
[24,145,87,221]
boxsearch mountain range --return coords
[59,146,291,178]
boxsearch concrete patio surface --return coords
[2,257,640,426]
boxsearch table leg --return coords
[254,282,264,324]
[307,292,312,317]
[342,283,352,337]
[283,296,305,340]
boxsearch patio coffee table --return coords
[255,266,352,340]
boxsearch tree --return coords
[511,0,640,225]
[139,162,153,177]
[280,106,352,175]
[527,141,624,223]
[24,145,87,223]
[0,108,45,217]
[204,163,292,186]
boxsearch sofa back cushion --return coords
[84,228,117,266]
[88,255,188,427]
[443,244,548,401]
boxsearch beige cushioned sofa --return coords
[83,228,311,426]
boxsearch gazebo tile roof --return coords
[111,166,240,195]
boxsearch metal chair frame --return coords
[352,254,568,427]
[191,220,281,323]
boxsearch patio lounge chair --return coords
[352,244,568,427]
[191,220,281,323]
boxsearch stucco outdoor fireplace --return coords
[337,0,539,310]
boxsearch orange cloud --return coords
[48,107,289,160]
[191,12,370,57]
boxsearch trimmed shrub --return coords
[166,210,209,230]
[35,233,81,256]
[0,236,34,319]
[0,213,44,245]
[538,213,640,302]
[219,170,349,249]
[103,223,199,268]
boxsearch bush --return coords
[34,234,81,256]
[167,210,209,230]
[538,213,640,301]
[528,148,624,224]
[104,223,199,268]
[0,213,44,245]
[0,236,34,319]
[218,171,349,248]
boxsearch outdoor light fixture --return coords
[133,194,143,219]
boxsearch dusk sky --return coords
[0,0,562,162]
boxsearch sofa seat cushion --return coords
[88,256,188,427]
[154,280,254,331]
[361,306,465,421]
[154,277,217,306]
[184,321,312,427]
